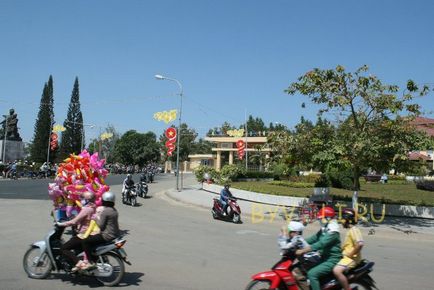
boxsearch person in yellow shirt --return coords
[333,208,364,290]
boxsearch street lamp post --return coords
[155,74,183,191]
[46,117,54,164]
[2,114,7,163]
[81,124,95,151]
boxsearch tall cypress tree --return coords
[30,76,54,162]
[60,77,83,158]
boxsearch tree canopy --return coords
[112,130,160,166]
[30,76,54,162]
[59,77,84,159]
[285,65,432,190]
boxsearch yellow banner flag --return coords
[52,124,66,133]
[153,109,177,124]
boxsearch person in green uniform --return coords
[296,206,342,290]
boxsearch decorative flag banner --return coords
[52,124,66,133]
[236,139,246,160]
[154,109,177,124]
[100,132,114,141]
[165,127,177,156]
[50,133,58,151]
[227,129,245,137]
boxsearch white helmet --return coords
[288,221,304,233]
[102,191,116,203]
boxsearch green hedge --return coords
[416,180,434,191]
[239,171,275,179]
[269,181,314,188]
[287,174,321,183]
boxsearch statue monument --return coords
[1,108,24,162]
[0,108,22,141]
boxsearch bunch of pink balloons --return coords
[48,150,110,218]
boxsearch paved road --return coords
[0,174,136,200]
[0,174,433,290]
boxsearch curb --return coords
[163,188,293,223]
[164,189,211,211]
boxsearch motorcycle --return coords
[23,224,130,287]
[211,197,241,223]
[122,185,137,206]
[136,181,148,198]
[146,172,154,183]
[245,248,377,290]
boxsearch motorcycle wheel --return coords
[212,209,218,219]
[245,280,273,290]
[23,247,52,279]
[122,194,127,204]
[95,252,125,287]
[131,196,137,207]
[349,281,372,290]
[232,213,241,223]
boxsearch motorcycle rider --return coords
[278,221,309,250]
[296,206,342,290]
[219,184,233,216]
[80,191,120,270]
[333,208,364,290]
[122,174,135,201]
[58,191,96,270]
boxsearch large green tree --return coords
[30,75,55,162]
[59,77,84,158]
[89,124,121,162]
[191,138,213,154]
[243,115,267,135]
[286,65,431,190]
[112,130,160,165]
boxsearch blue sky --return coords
[1,0,433,143]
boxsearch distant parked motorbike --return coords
[136,181,148,198]
[122,185,137,206]
[23,223,130,287]
[211,197,241,223]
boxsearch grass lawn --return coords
[230,181,434,207]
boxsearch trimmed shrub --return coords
[326,168,354,190]
[194,165,220,183]
[416,180,434,191]
[242,171,274,179]
[288,174,321,184]
[314,174,330,187]
[388,175,406,181]
[269,181,314,188]
[220,164,246,182]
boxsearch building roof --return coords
[408,151,431,161]
[411,116,434,137]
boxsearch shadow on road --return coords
[49,271,145,288]
[380,216,434,228]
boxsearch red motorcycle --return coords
[245,249,377,290]
[211,197,241,223]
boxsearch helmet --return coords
[127,174,132,178]
[224,184,230,189]
[317,206,335,219]
[102,191,116,203]
[341,208,357,225]
[288,221,304,233]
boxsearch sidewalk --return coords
[166,184,291,220]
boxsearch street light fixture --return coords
[155,74,183,191]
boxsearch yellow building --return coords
[204,136,270,171]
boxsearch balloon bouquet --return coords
[48,150,110,221]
